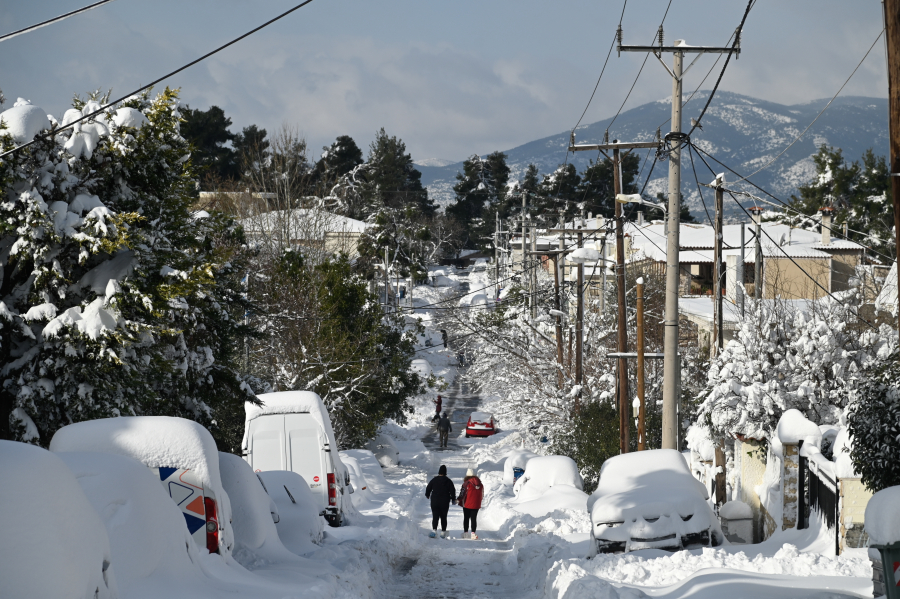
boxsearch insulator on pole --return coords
[658,26,664,48]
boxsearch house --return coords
[239,208,368,258]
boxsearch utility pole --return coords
[613,146,630,454]
[636,276,646,451]
[618,28,740,450]
[738,223,745,318]
[886,0,900,333]
[576,228,584,404]
[521,191,528,313]
[384,246,390,308]
[750,206,763,300]
[600,237,607,315]
[554,212,566,389]
[570,140,657,453]
[531,223,538,319]
[712,175,724,356]
[494,212,500,299]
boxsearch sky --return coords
[0,1,890,165]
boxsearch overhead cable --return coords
[0,0,118,44]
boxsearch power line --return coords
[0,0,317,160]
[728,27,885,184]
[572,0,628,132]
[687,145,714,226]
[0,0,118,44]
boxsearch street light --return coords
[615,193,667,216]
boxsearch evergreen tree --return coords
[446,151,510,248]
[232,124,268,165]
[180,105,238,180]
[359,128,433,216]
[0,90,254,448]
[312,135,364,195]
[536,164,581,214]
[577,153,640,219]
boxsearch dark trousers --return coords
[463,507,479,532]
[439,429,449,447]
[432,503,449,531]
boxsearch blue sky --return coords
[0,1,889,164]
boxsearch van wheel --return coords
[327,514,342,528]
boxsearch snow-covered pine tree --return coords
[0,89,254,447]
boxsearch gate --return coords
[800,455,840,555]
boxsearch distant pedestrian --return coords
[441,329,448,348]
[432,395,442,422]
[425,464,456,538]
[458,468,484,540]
[437,412,452,448]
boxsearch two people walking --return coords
[425,465,483,539]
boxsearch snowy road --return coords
[382,376,540,599]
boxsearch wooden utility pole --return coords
[554,213,566,388]
[569,140,657,454]
[618,29,740,450]
[494,212,500,299]
[885,0,900,333]
[636,277,646,451]
[712,175,724,356]
[750,206,763,300]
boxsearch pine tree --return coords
[446,151,510,248]
[577,153,640,219]
[312,135,364,197]
[180,105,238,180]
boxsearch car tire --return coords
[465,433,470,438]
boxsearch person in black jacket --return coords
[437,412,452,448]
[425,464,456,538]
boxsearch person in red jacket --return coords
[457,468,484,539]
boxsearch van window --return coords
[288,427,324,490]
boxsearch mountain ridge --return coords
[419,91,888,220]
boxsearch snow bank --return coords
[409,358,433,379]
[57,451,204,594]
[219,452,302,566]
[0,99,50,144]
[340,451,379,509]
[49,416,233,553]
[865,485,900,546]
[0,441,116,599]
[686,424,715,461]
[831,427,858,479]
[258,470,323,556]
[776,409,822,447]
[514,455,583,502]
[503,449,538,486]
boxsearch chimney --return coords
[748,206,764,225]
[819,207,833,246]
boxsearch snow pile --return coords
[588,449,721,551]
[57,450,204,595]
[719,500,753,519]
[365,432,400,467]
[514,455,583,501]
[0,99,50,144]
[830,427,858,478]
[409,358,433,378]
[503,449,537,485]
[568,247,601,263]
[776,409,822,447]
[111,106,148,129]
[340,451,379,509]
[0,441,116,599]
[258,471,323,556]
[49,416,234,554]
[865,485,900,546]
[551,543,870,591]
[219,452,303,566]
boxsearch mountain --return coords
[419,91,889,221]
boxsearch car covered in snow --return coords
[511,455,587,517]
[242,391,352,527]
[258,470,324,555]
[465,411,497,437]
[50,416,234,556]
[365,432,400,467]
[587,449,723,554]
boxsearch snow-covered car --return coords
[50,416,234,556]
[503,449,538,485]
[465,411,497,437]
[587,449,723,554]
[1,441,117,599]
[365,432,400,467]
[511,455,587,517]
[258,470,324,555]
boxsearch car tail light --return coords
[204,497,219,554]
[327,473,337,506]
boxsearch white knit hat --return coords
[466,468,475,477]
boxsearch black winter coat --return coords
[425,475,456,509]
[437,415,452,432]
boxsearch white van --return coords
[242,391,351,527]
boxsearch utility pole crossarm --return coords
[569,141,659,153]
[618,45,739,55]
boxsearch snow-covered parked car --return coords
[50,416,234,556]
[243,391,352,527]
[258,470,324,555]
[365,432,400,467]
[503,449,538,485]
[587,449,723,554]
[1,441,117,599]
[465,411,497,437]
[512,455,587,516]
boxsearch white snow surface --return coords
[513,455,584,502]
[0,441,116,599]
[866,485,900,546]
[503,448,538,485]
[257,470,324,556]
[719,500,753,520]
[111,107,148,129]
[0,100,50,144]
[775,409,822,446]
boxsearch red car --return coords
[465,412,497,438]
